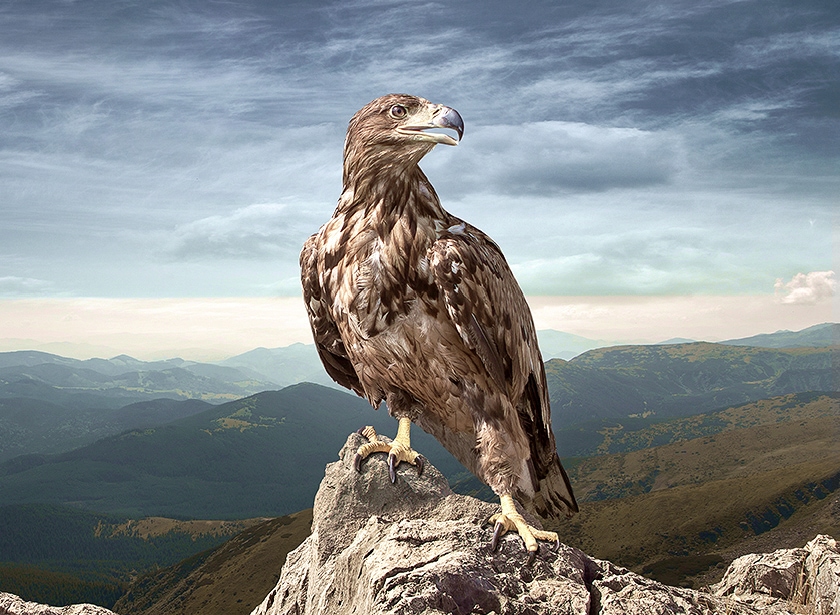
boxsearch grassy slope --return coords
[0,504,266,608]
[114,510,313,615]
[567,393,839,500]
[548,394,840,586]
[550,458,840,587]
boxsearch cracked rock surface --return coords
[253,433,837,615]
[0,593,119,615]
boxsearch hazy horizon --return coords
[0,295,834,361]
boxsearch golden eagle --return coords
[301,94,577,561]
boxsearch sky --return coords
[0,0,837,360]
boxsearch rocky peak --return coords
[250,432,840,615]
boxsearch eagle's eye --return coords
[389,105,408,119]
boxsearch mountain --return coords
[217,331,613,384]
[720,322,839,348]
[535,329,612,359]
[0,354,274,404]
[1,339,836,516]
[113,510,313,615]
[0,397,211,462]
[546,342,836,454]
[0,383,467,519]
[0,349,279,461]
[1,334,834,524]
[216,344,337,389]
[657,337,696,345]
[0,504,262,608]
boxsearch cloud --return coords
[0,276,55,297]
[0,0,834,302]
[427,121,683,197]
[166,203,319,261]
[774,271,836,304]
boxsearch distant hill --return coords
[0,397,211,462]
[113,510,313,615]
[0,383,466,519]
[0,349,279,461]
[217,330,613,381]
[546,342,836,452]
[720,322,838,348]
[0,351,275,403]
[0,503,260,608]
[535,329,612,360]
[216,343,338,389]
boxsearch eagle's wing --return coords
[429,223,556,479]
[300,233,364,397]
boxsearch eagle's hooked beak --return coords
[397,104,464,146]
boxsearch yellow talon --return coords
[490,494,559,565]
[353,418,425,482]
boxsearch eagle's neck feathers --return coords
[321,155,448,339]
[339,154,446,224]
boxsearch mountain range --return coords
[2,323,835,463]
[0,383,466,519]
[0,325,835,518]
[0,322,836,611]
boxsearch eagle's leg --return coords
[353,418,425,483]
[489,494,559,566]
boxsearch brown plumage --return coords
[301,94,577,534]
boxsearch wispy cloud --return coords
[0,276,55,296]
[0,0,834,303]
[166,203,318,261]
[435,122,683,197]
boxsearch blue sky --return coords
[0,0,836,358]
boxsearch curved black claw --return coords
[355,426,367,435]
[353,453,363,473]
[490,520,504,552]
[415,454,425,476]
[388,453,397,484]
[525,546,538,568]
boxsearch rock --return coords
[710,546,809,608]
[0,592,119,615]
[252,433,798,615]
[805,535,840,615]
[711,534,840,615]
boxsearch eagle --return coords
[301,94,578,561]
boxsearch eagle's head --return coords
[344,94,464,180]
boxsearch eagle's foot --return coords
[353,419,425,483]
[489,495,559,566]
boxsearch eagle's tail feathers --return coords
[529,458,579,520]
